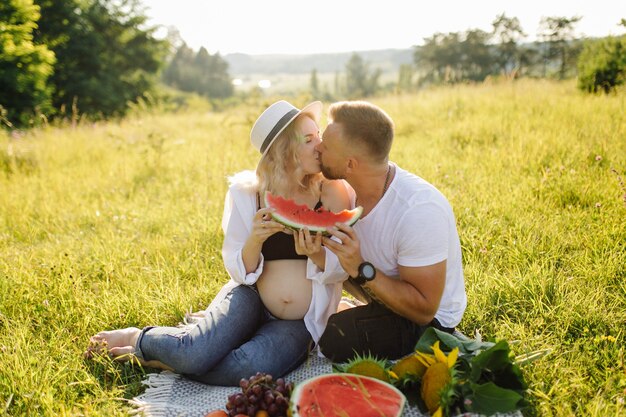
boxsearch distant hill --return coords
[223,48,414,76]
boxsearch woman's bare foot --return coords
[85,327,140,360]
[85,328,175,371]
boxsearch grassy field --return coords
[0,79,624,416]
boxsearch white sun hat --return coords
[250,100,322,159]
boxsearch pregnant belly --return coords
[256,259,312,320]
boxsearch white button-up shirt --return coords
[208,171,348,345]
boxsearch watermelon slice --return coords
[264,191,362,234]
[289,373,406,417]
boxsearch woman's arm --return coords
[222,187,266,285]
[241,207,284,273]
[320,179,353,213]
[223,185,285,283]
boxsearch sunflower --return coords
[415,341,459,416]
[334,352,391,383]
[389,351,430,382]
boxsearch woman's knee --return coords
[225,285,263,312]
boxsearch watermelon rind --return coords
[289,373,406,417]
[264,191,363,235]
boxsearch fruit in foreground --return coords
[265,191,363,234]
[289,373,406,417]
[225,372,293,417]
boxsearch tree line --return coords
[315,14,626,99]
[416,15,590,82]
[0,0,232,127]
[1,1,625,127]
[2,0,166,126]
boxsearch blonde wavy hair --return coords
[256,114,322,198]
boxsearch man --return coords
[316,101,466,362]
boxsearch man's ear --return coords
[346,157,358,174]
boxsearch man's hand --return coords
[323,223,447,326]
[321,223,363,277]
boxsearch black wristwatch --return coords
[351,262,376,286]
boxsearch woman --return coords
[86,100,351,385]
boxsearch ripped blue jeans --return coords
[134,285,312,386]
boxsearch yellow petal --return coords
[447,347,459,368]
[388,370,398,379]
[416,352,435,367]
[432,406,443,417]
[433,341,447,363]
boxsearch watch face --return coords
[362,263,375,279]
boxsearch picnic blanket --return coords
[129,353,523,417]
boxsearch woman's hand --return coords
[242,208,285,274]
[249,207,285,245]
[294,228,325,269]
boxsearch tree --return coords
[578,35,626,93]
[416,32,463,83]
[163,42,195,91]
[0,0,55,125]
[460,29,495,81]
[416,30,495,83]
[33,0,167,118]
[538,16,582,79]
[162,44,233,99]
[492,13,526,76]
[344,53,380,98]
[204,52,233,98]
[517,45,542,77]
[194,47,232,98]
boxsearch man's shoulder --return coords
[392,166,448,206]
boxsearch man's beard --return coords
[320,162,345,180]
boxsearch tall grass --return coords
[1,80,624,416]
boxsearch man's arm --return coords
[323,223,446,325]
[360,261,446,325]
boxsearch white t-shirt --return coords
[351,164,466,328]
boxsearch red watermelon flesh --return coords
[290,373,406,417]
[264,191,362,234]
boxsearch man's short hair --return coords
[328,101,394,162]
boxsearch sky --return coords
[140,0,626,55]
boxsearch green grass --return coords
[1,80,625,416]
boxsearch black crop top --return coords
[258,189,323,261]
[261,232,306,261]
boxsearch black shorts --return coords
[318,301,454,363]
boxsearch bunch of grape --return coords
[225,372,294,417]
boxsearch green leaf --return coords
[415,327,494,355]
[465,382,525,414]
[469,340,527,391]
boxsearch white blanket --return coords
[130,354,522,417]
